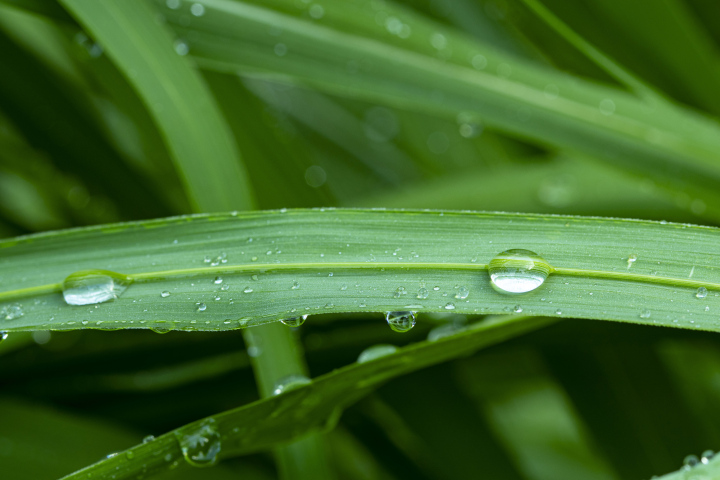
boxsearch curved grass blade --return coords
[58,314,553,480]
[58,0,254,212]
[1,209,720,333]
[154,0,720,219]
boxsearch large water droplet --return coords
[488,249,551,294]
[175,419,221,467]
[701,450,715,465]
[385,311,416,333]
[696,287,708,299]
[684,454,699,468]
[280,315,308,327]
[62,270,130,306]
[357,344,398,363]
[454,286,469,299]
[272,374,311,396]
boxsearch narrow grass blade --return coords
[1,209,720,333]
[58,314,553,480]
[59,0,254,212]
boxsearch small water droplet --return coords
[309,4,325,19]
[214,276,223,284]
[280,314,309,327]
[455,286,469,299]
[161,291,171,298]
[488,249,551,294]
[696,287,708,299]
[1,303,23,320]
[417,287,429,299]
[433,286,440,291]
[357,344,397,363]
[640,309,651,319]
[385,311,416,333]
[62,271,130,306]
[220,284,229,291]
[291,281,300,290]
[174,39,189,56]
[701,450,715,465]
[684,454,699,468]
[340,284,348,291]
[514,305,523,313]
[444,303,455,310]
[272,374,311,395]
[190,3,205,16]
[143,435,155,444]
[627,254,637,268]
[196,303,207,312]
[0,331,7,343]
[175,419,221,467]
[243,287,253,293]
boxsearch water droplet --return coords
[701,450,714,465]
[684,454,699,468]
[291,281,300,290]
[196,303,207,312]
[0,331,7,343]
[281,315,308,327]
[308,4,325,19]
[417,287,429,299]
[175,419,221,467]
[433,286,440,291]
[627,254,637,268]
[393,286,407,298]
[151,326,172,334]
[272,374,311,395]
[62,270,130,306]
[213,276,223,284]
[514,305,523,313]
[340,284,348,291]
[251,274,259,281]
[190,3,205,16]
[143,435,155,444]
[444,303,455,310]
[357,344,397,363]
[125,451,134,460]
[166,0,180,8]
[161,291,171,298]
[220,284,229,291]
[599,98,615,115]
[455,286,469,299]
[488,249,551,294]
[243,287,253,293]
[1,303,23,320]
[696,287,708,299]
[174,39,189,56]
[640,309,651,319]
[385,311,416,333]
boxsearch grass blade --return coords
[58,314,552,480]
[59,0,254,212]
[1,209,720,333]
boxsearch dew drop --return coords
[62,270,130,306]
[455,286,469,299]
[684,454,699,468]
[393,286,407,298]
[174,40,189,56]
[220,284,229,291]
[143,435,155,444]
[514,305,523,313]
[272,374,311,396]
[213,276,223,285]
[280,315,309,327]
[385,311,416,333]
[696,287,708,299]
[0,331,7,343]
[640,309,651,319]
[357,344,397,363]
[1,303,23,320]
[291,281,300,290]
[243,287,253,293]
[417,287,429,299]
[444,303,455,310]
[196,303,207,312]
[627,254,637,268]
[190,3,205,16]
[175,419,221,467]
[701,450,714,465]
[161,291,171,298]
[488,249,551,294]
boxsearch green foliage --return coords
[0,1,719,479]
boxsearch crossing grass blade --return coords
[58,314,553,480]
[2,209,720,334]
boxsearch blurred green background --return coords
[1,0,720,478]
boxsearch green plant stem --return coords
[243,323,334,479]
